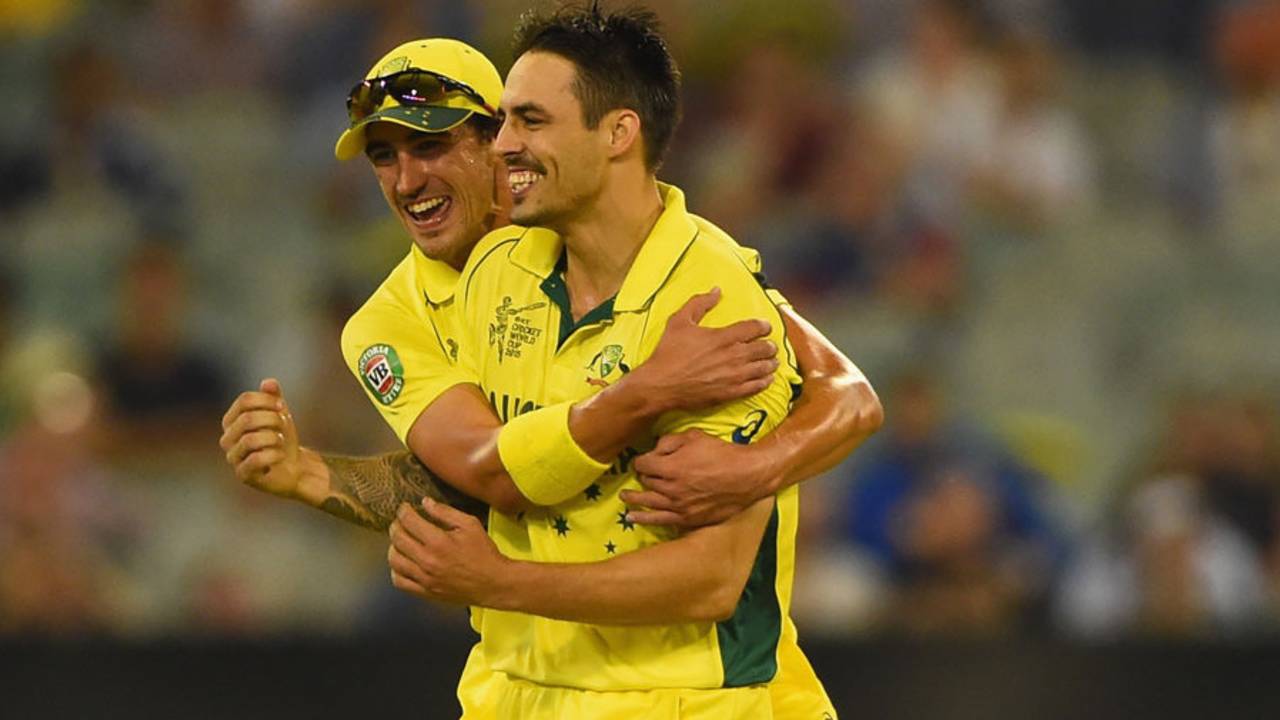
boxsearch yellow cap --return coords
[334,38,503,160]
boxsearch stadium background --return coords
[2,0,1279,716]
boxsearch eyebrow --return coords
[510,102,549,118]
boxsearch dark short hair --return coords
[511,2,681,171]
[468,113,501,142]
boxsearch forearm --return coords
[567,368,672,462]
[752,375,882,494]
[492,375,670,508]
[755,306,883,493]
[487,498,773,625]
[294,447,486,531]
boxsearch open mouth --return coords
[508,169,542,198]
[405,195,452,227]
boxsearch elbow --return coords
[486,479,531,516]
[852,382,884,437]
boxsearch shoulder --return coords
[461,225,526,278]
[341,253,420,361]
[689,213,763,273]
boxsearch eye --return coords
[411,138,450,158]
[366,147,395,166]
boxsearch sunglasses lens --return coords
[345,70,486,126]
[386,71,449,106]
[346,81,384,123]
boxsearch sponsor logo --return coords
[731,409,768,444]
[359,344,404,406]
[488,296,546,364]
[585,344,630,388]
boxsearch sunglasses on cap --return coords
[345,68,496,125]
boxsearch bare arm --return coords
[219,380,484,531]
[624,304,883,527]
[388,496,773,625]
[401,289,776,513]
[220,292,777,521]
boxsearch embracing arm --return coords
[220,293,777,521]
[625,304,883,526]
[406,289,776,512]
[388,496,773,625]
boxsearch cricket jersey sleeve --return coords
[341,294,475,445]
[649,243,802,446]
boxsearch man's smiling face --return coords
[365,121,500,269]
[494,51,614,230]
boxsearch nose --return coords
[394,148,428,199]
[493,115,520,159]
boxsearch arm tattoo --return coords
[320,451,488,531]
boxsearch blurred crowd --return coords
[1,0,1279,641]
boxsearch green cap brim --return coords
[334,105,474,160]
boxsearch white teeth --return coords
[408,197,446,214]
[509,170,541,193]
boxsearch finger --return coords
[715,318,771,345]
[619,490,676,511]
[625,509,686,527]
[387,545,431,589]
[222,392,284,428]
[228,429,283,465]
[651,430,698,455]
[230,410,286,438]
[634,473,677,493]
[390,568,431,596]
[420,497,475,532]
[740,338,779,362]
[389,518,427,557]
[633,452,675,477]
[674,287,721,325]
[735,358,779,385]
[236,448,285,477]
[280,406,299,450]
[394,502,446,544]
[259,378,283,397]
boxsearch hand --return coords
[218,378,301,499]
[629,288,779,413]
[387,498,508,606]
[621,429,770,528]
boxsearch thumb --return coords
[260,378,283,397]
[280,404,299,453]
[421,497,469,531]
[677,287,721,326]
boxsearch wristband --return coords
[497,401,609,505]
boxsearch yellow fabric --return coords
[491,674,772,720]
[456,183,817,702]
[498,400,610,505]
[341,245,474,444]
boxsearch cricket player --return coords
[386,5,844,717]
[220,21,880,720]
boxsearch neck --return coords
[559,171,663,320]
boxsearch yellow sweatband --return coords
[497,401,610,506]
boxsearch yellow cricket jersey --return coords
[340,244,473,443]
[455,183,811,696]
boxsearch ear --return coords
[604,109,643,161]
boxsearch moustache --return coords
[503,153,546,174]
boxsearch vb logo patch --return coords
[585,344,630,388]
[359,344,404,405]
[731,409,769,444]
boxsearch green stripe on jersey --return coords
[717,505,781,686]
